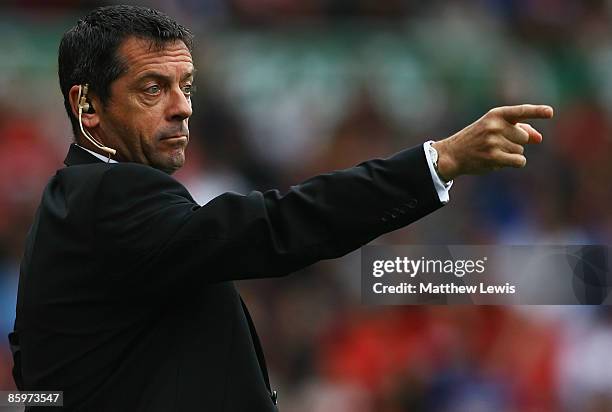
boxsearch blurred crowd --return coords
[1,1,612,411]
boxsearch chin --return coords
[161,165,182,175]
[154,153,185,175]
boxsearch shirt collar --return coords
[74,144,118,164]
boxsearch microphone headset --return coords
[77,84,117,159]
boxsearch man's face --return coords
[96,37,194,174]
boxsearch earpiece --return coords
[77,84,116,158]
[78,84,92,113]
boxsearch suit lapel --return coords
[239,296,271,391]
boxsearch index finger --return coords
[493,104,554,124]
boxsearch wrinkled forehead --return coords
[116,36,194,79]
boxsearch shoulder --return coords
[58,160,180,187]
[101,162,176,182]
[97,162,195,204]
[56,161,193,205]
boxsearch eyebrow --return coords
[135,68,196,83]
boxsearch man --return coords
[8,5,553,412]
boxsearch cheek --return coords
[132,110,162,145]
[115,96,173,152]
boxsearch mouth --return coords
[160,135,188,143]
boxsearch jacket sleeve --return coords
[94,144,444,288]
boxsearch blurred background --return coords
[1,0,611,411]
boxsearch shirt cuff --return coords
[423,141,453,204]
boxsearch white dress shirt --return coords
[423,141,453,204]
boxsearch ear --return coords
[68,85,100,129]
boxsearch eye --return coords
[145,84,161,95]
[182,84,194,96]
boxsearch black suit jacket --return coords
[10,143,443,411]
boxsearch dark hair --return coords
[58,5,193,137]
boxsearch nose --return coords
[167,86,193,122]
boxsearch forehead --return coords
[117,36,193,79]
